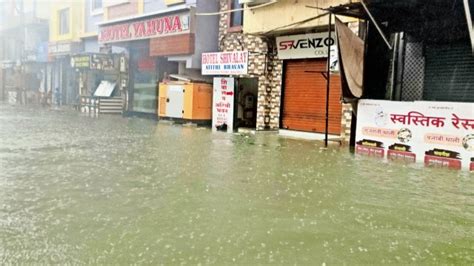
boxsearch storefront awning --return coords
[336,17,364,100]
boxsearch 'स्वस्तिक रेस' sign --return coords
[355,100,474,171]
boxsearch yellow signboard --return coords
[71,55,90,68]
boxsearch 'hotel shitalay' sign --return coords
[201,51,248,75]
[99,13,190,44]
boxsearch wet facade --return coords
[356,0,474,103]
[217,0,357,142]
[96,0,219,117]
[0,0,50,104]
[0,0,472,147]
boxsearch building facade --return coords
[48,0,85,106]
[95,0,220,116]
[0,0,50,103]
[217,0,358,142]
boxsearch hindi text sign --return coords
[212,77,235,133]
[356,100,474,171]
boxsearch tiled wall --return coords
[218,0,282,130]
[107,0,139,20]
[218,0,352,139]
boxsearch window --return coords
[92,0,102,10]
[91,0,103,15]
[229,0,243,31]
[59,8,70,35]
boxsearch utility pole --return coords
[324,13,332,148]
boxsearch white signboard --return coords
[8,91,17,105]
[276,32,337,60]
[48,43,71,55]
[94,81,116,97]
[212,77,235,133]
[202,51,248,75]
[355,100,474,171]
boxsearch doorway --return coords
[236,78,258,129]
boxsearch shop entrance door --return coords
[281,59,342,134]
[236,78,258,129]
[166,85,184,118]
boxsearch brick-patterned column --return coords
[340,103,353,143]
[218,0,280,130]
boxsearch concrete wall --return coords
[144,0,196,13]
[49,0,84,42]
[106,0,140,20]
[84,37,100,53]
[190,0,220,69]
[243,0,358,34]
[83,0,103,35]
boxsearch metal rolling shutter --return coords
[281,59,342,134]
[424,44,474,102]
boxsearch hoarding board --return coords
[212,77,234,133]
[276,32,337,60]
[356,100,474,171]
[202,51,248,75]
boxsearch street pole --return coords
[324,13,332,148]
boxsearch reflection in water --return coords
[0,105,473,264]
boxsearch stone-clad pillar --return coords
[218,0,283,130]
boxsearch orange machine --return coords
[158,81,212,123]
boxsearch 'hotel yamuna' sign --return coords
[98,13,190,44]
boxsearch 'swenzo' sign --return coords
[276,32,336,60]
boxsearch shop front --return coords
[276,32,342,137]
[201,50,257,132]
[48,41,83,106]
[71,53,126,114]
[98,10,193,117]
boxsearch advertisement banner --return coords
[356,100,474,171]
[212,77,234,133]
[276,32,337,60]
[202,51,248,75]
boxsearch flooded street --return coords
[0,105,473,264]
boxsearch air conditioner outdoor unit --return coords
[238,0,274,7]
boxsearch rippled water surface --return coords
[0,105,473,264]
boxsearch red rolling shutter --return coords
[282,59,342,134]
